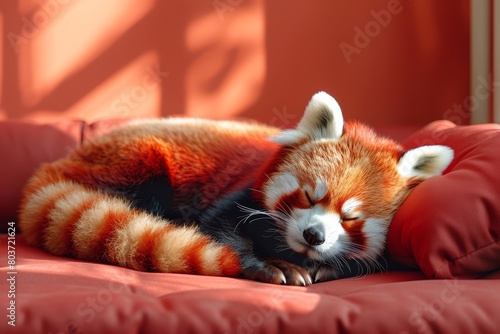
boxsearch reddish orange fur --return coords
[57,198,96,257]
[62,121,280,207]
[19,119,283,277]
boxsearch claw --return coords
[243,259,313,286]
[308,265,341,283]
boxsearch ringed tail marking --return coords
[20,173,241,277]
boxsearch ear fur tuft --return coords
[397,145,454,179]
[271,91,344,145]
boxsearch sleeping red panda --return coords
[19,92,453,285]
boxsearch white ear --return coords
[397,145,454,179]
[271,91,344,145]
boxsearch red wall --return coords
[0,0,470,128]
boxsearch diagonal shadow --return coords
[0,1,193,120]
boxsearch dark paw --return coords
[243,259,313,286]
[307,265,341,283]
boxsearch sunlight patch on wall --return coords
[17,0,47,15]
[18,0,155,108]
[24,51,163,121]
[185,0,266,119]
[70,51,164,121]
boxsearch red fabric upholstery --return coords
[387,120,500,278]
[1,235,499,334]
[0,120,84,232]
[0,119,136,233]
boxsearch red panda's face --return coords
[262,133,407,263]
[261,92,454,265]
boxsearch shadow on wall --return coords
[0,0,267,122]
[0,0,470,127]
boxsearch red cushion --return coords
[0,120,84,232]
[1,118,136,234]
[6,235,500,334]
[387,120,500,278]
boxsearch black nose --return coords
[303,227,325,246]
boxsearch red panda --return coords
[19,92,453,285]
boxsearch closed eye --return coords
[341,198,363,222]
[304,190,315,207]
[341,213,363,222]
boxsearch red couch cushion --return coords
[5,235,500,334]
[0,120,84,232]
[387,120,500,278]
[1,118,136,233]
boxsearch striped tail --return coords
[18,163,241,277]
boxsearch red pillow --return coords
[387,120,500,278]
[0,120,83,233]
